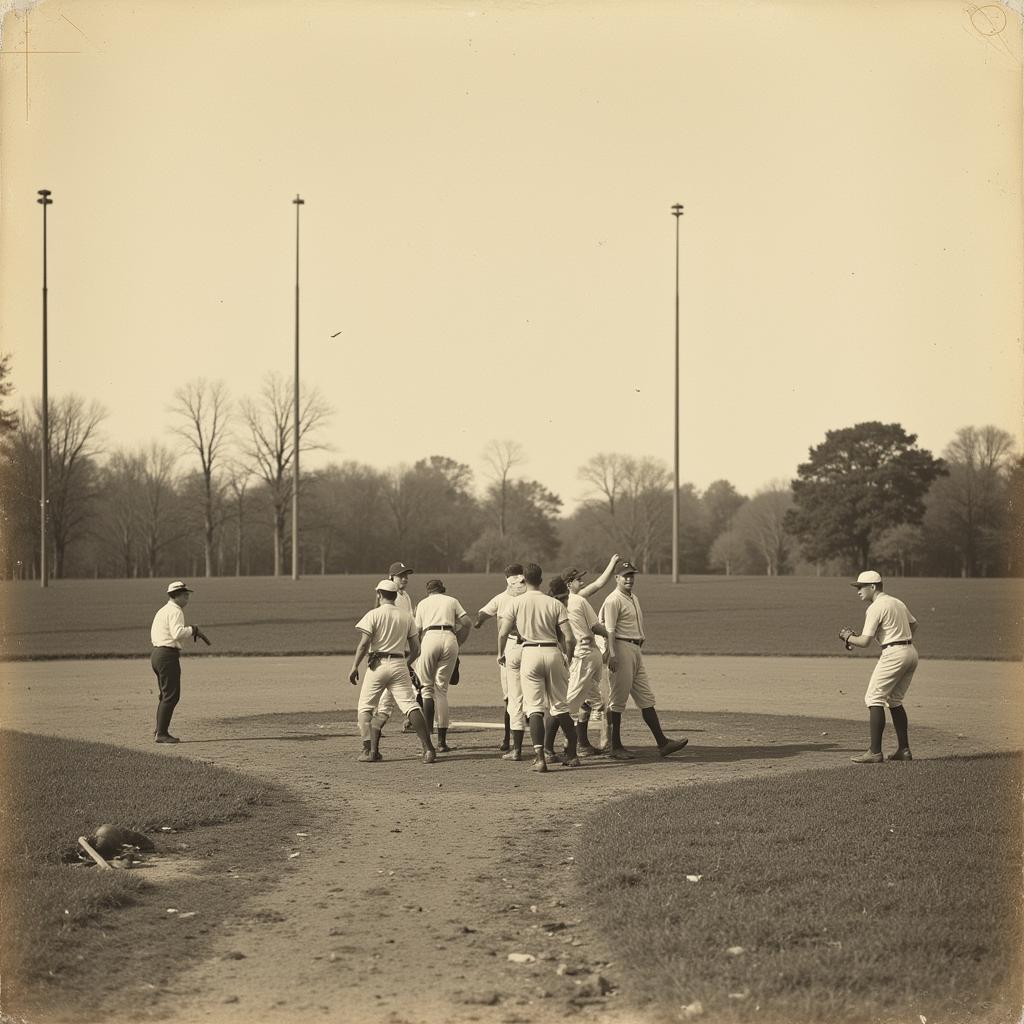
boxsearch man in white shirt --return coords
[349,579,435,765]
[473,563,527,757]
[374,561,418,742]
[561,554,618,755]
[839,570,919,763]
[149,581,210,743]
[497,563,577,773]
[599,560,688,761]
[415,578,472,753]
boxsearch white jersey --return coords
[415,594,469,630]
[502,591,569,644]
[566,592,599,648]
[599,589,645,641]
[862,594,916,646]
[355,604,417,654]
[151,601,194,648]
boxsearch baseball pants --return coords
[607,642,657,713]
[418,631,459,729]
[520,646,570,717]
[151,646,181,735]
[376,655,421,719]
[864,645,918,708]
[357,659,419,741]
[567,645,605,721]
[504,639,526,731]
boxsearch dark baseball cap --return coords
[615,559,639,575]
[547,576,569,597]
[561,566,588,584]
[425,578,445,593]
[388,562,413,576]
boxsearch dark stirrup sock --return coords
[641,707,669,746]
[869,706,886,753]
[609,710,623,747]
[503,699,511,742]
[576,721,590,748]
[889,705,909,749]
[543,714,560,751]
[511,728,524,753]
[528,713,546,749]
[423,697,436,734]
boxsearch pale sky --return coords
[2,0,1021,511]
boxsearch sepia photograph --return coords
[1,1,1022,1022]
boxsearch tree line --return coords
[0,361,1020,580]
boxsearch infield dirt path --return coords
[2,654,1020,1024]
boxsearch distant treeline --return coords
[0,365,1020,581]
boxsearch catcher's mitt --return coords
[838,627,855,651]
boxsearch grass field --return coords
[2,574,1021,660]
[0,729,296,1010]
[578,752,1024,1023]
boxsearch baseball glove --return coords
[367,652,382,671]
[838,627,855,651]
[450,658,460,686]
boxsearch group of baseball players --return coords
[149,563,921,769]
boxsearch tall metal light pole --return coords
[37,188,52,588]
[291,194,304,581]
[671,203,684,584]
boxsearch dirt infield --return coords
[1,654,1020,1023]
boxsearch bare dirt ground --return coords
[1,654,1020,1024]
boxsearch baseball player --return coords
[839,570,918,763]
[415,578,472,753]
[497,563,578,773]
[598,559,688,760]
[149,581,211,743]
[349,579,435,765]
[473,563,527,757]
[561,554,619,756]
[374,562,417,742]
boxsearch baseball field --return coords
[0,576,1021,1024]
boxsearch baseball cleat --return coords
[530,757,548,773]
[577,744,604,758]
[357,751,374,762]
[501,750,523,761]
[851,750,884,763]
[658,738,689,757]
[436,743,453,753]
[606,747,636,761]
[422,749,437,764]
[561,756,582,768]
[499,740,511,752]
[372,751,383,761]
[155,734,180,744]
[889,748,913,761]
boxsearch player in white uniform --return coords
[561,555,619,755]
[473,563,527,758]
[839,570,919,763]
[415,578,471,753]
[374,562,417,742]
[348,579,435,765]
[497,563,578,773]
[599,559,689,760]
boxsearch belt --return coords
[618,637,644,646]
[882,640,912,649]
[153,646,180,652]
[521,641,558,648]
[425,625,455,632]
[372,652,406,659]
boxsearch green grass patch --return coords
[577,753,1023,1023]
[0,730,294,1014]
[2,574,1021,660]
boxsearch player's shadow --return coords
[178,733,350,743]
[673,741,841,763]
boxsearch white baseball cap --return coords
[851,570,882,588]
[167,580,193,595]
[376,579,399,594]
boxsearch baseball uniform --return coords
[355,603,420,736]
[480,582,527,731]
[599,588,657,713]
[860,593,919,708]
[502,591,571,717]
[376,588,415,720]
[565,591,605,721]
[415,593,470,731]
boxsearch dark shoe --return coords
[851,750,884,763]
[889,748,913,761]
[607,747,636,761]
[561,756,581,768]
[422,749,436,764]
[155,734,180,744]
[577,743,603,758]
[531,757,548,774]
[499,740,511,752]
[658,738,689,758]
[436,743,453,753]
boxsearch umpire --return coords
[149,581,210,743]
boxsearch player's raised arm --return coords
[579,553,620,599]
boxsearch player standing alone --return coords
[839,570,918,763]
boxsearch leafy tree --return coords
[701,479,747,543]
[788,422,944,568]
[873,523,927,577]
[469,478,561,570]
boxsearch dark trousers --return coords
[151,647,181,736]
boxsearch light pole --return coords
[671,202,684,584]
[38,188,52,588]
[291,194,304,581]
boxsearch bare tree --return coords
[171,378,232,577]
[732,483,794,575]
[223,460,252,577]
[0,354,17,435]
[239,373,332,576]
[98,450,146,577]
[139,443,181,577]
[482,440,525,540]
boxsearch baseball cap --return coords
[425,578,445,593]
[615,559,639,575]
[561,566,588,584]
[548,576,569,597]
[376,579,399,594]
[167,580,193,596]
[388,562,413,576]
[851,570,882,588]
